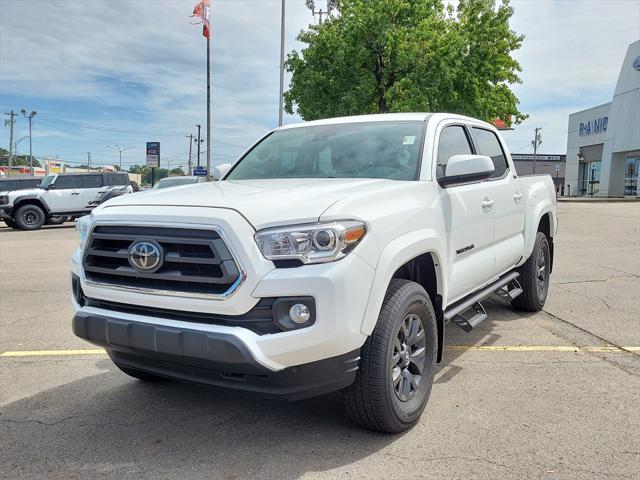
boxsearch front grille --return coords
[83,225,241,296]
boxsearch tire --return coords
[3,218,18,229]
[47,215,69,225]
[343,279,438,433]
[512,231,551,312]
[115,364,166,382]
[14,204,45,230]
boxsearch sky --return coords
[1,0,639,171]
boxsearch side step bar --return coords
[445,272,522,332]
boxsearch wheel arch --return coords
[13,195,51,217]
[360,230,446,361]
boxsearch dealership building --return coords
[565,40,640,197]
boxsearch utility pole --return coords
[531,127,542,175]
[87,152,91,172]
[186,134,194,174]
[278,0,286,127]
[4,110,17,176]
[20,109,37,175]
[195,124,202,167]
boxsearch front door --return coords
[46,175,85,212]
[435,123,496,304]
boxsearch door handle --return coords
[481,198,495,211]
[513,192,522,203]
[71,192,80,196]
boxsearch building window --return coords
[624,157,640,196]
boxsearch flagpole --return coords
[206,32,211,180]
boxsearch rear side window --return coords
[472,128,509,178]
[436,125,473,178]
[103,173,129,186]
[54,176,83,189]
[81,175,103,188]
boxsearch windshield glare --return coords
[154,177,197,189]
[226,121,425,181]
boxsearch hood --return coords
[100,178,401,229]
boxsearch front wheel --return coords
[343,279,438,433]
[14,204,45,230]
[512,231,551,312]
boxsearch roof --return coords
[278,112,496,131]
[279,113,434,130]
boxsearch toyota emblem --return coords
[128,240,163,272]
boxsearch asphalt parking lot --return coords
[1,202,639,480]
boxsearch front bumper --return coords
[73,311,360,401]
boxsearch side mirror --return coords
[440,155,494,187]
[213,163,232,180]
[48,185,56,190]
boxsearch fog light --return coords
[272,297,316,331]
[289,303,311,324]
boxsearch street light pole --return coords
[107,144,134,171]
[20,110,37,175]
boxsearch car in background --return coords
[153,176,207,189]
[0,172,133,230]
[0,176,69,227]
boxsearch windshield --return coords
[226,121,425,181]
[153,177,198,189]
[39,175,56,188]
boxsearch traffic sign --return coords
[193,166,208,176]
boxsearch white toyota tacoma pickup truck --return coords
[71,113,557,433]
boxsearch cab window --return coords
[54,175,82,189]
[472,128,509,178]
[436,125,473,178]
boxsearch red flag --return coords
[191,0,211,39]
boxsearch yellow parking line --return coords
[0,349,106,357]
[447,345,635,353]
[0,346,638,358]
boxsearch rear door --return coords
[46,175,85,212]
[435,123,496,303]
[470,127,525,275]
[79,175,105,208]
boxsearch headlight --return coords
[0,195,8,205]
[75,215,92,249]
[255,221,366,264]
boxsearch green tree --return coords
[0,147,43,168]
[284,0,526,126]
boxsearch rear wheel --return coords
[343,279,438,433]
[14,204,45,230]
[512,231,551,312]
[115,364,167,382]
[47,215,69,225]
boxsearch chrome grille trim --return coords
[81,221,246,300]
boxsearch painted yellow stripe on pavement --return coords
[0,346,638,358]
[447,345,636,353]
